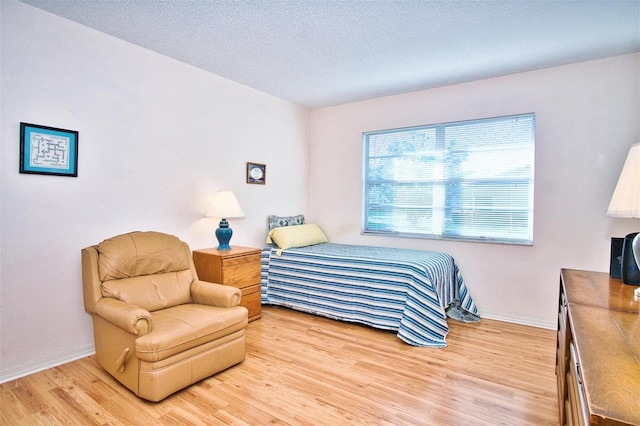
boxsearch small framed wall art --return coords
[20,122,79,177]
[246,162,266,185]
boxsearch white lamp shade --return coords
[205,191,245,219]
[607,143,640,218]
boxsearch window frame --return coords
[362,113,535,246]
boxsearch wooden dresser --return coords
[557,269,640,425]
[193,246,262,322]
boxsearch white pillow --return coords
[266,224,328,249]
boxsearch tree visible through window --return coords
[363,113,535,245]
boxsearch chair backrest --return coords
[83,231,196,312]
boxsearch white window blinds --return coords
[363,113,535,245]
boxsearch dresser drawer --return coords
[567,343,588,426]
[221,254,261,288]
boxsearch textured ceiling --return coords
[19,0,640,109]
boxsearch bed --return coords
[260,216,480,347]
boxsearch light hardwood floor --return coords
[1,306,559,425]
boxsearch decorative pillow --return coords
[266,224,328,249]
[268,214,305,230]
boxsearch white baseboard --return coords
[0,344,95,384]
[479,311,556,330]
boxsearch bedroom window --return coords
[363,113,535,245]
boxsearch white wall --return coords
[0,2,310,381]
[310,53,640,329]
[2,1,638,384]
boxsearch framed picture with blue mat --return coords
[20,122,78,177]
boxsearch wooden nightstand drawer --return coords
[220,254,261,288]
[240,284,262,321]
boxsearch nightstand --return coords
[193,246,262,322]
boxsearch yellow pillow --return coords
[266,224,328,249]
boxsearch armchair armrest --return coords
[94,298,152,336]
[191,280,242,308]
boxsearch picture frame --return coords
[20,122,78,177]
[246,162,266,185]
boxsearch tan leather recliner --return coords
[81,231,248,402]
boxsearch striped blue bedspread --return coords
[260,243,478,347]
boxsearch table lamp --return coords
[607,143,640,285]
[205,190,245,250]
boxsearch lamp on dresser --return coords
[607,143,640,285]
[206,190,245,250]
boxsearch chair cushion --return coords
[101,270,193,312]
[97,231,194,311]
[135,304,248,362]
[97,231,191,281]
